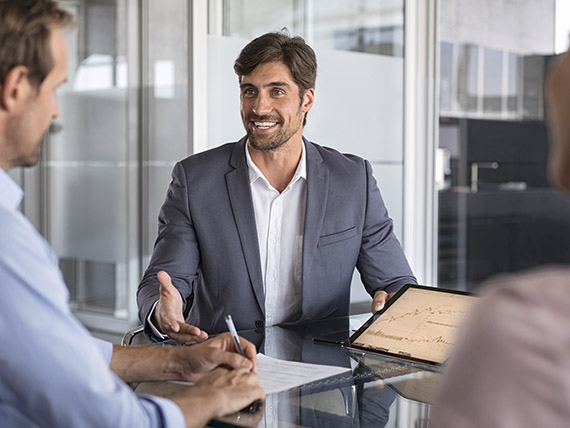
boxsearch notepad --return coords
[348,284,478,366]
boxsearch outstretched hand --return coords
[153,270,208,344]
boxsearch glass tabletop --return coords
[135,314,439,427]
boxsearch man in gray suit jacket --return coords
[137,31,416,343]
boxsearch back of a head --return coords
[0,0,72,89]
[233,30,317,94]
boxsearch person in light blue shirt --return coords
[0,1,264,427]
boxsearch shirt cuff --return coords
[147,300,169,341]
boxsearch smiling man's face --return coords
[239,61,313,152]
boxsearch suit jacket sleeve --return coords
[137,161,199,336]
[356,159,416,295]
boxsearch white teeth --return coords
[254,121,277,129]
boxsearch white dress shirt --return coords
[246,141,307,326]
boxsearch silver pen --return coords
[224,314,245,356]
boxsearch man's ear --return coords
[302,88,315,113]
[0,66,31,112]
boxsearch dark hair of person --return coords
[0,0,73,89]
[234,30,317,126]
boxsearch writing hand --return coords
[175,332,259,383]
[153,270,208,344]
[172,367,265,426]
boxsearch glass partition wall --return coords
[436,0,570,291]
[18,0,192,333]
[46,0,140,332]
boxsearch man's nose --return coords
[252,93,271,116]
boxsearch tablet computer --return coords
[347,284,478,367]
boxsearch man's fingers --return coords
[372,291,396,313]
[169,331,209,345]
[216,352,254,372]
[168,322,209,345]
[156,270,184,331]
[162,316,181,333]
[372,291,386,313]
[155,270,209,344]
[158,271,176,296]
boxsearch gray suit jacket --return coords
[137,137,416,336]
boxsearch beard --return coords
[4,107,46,169]
[245,110,304,152]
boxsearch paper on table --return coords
[166,353,351,395]
[256,353,351,395]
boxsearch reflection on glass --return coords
[49,0,131,317]
[457,44,479,113]
[47,0,190,323]
[219,0,403,57]
[483,48,502,112]
[440,41,454,112]
[507,52,520,113]
[143,0,189,261]
[437,0,564,292]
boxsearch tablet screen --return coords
[348,285,478,366]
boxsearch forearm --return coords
[110,345,183,383]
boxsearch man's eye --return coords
[243,89,256,96]
[273,89,284,96]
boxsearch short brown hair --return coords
[0,0,73,89]
[234,30,317,126]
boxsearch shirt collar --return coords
[0,168,24,211]
[245,140,307,188]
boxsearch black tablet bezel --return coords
[346,284,477,367]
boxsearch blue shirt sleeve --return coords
[0,203,185,428]
[92,337,114,363]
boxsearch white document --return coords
[256,353,351,395]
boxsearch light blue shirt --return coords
[0,169,184,427]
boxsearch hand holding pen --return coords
[225,314,264,413]
[225,315,246,356]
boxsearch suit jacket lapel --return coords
[302,140,329,312]
[226,138,265,315]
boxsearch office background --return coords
[8,0,570,336]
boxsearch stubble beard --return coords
[245,110,304,152]
[4,107,45,169]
